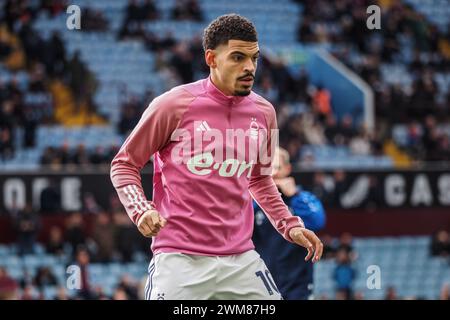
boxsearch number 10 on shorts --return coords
[255,270,279,295]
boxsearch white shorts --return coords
[144,250,283,300]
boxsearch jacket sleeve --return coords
[110,87,194,224]
[289,191,326,232]
[248,99,304,243]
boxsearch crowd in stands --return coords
[317,231,450,300]
[404,115,450,162]
[0,0,102,161]
[2,220,449,299]
[0,181,153,299]
[431,229,450,258]
[114,0,450,165]
[1,0,450,302]
[293,0,449,162]
[39,144,119,170]
[1,0,449,166]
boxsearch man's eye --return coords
[233,55,243,61]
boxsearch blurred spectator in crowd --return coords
[439,135,450,162]
[93,286,109,300]
[0,100,15,161]
[0,126,14,161]
[349,127,372,155]
[337,232,355,259]
[353,291,365,300]
[170,42,195,84]
[0,267,18,300]
[113,211,149,262]
[124,0,159,24]
[33,267,58,289]
[21,285,36,300]
[333,248,356,300]
[40,144,119,171]
[258,75,278,104]
[302,113,327,145]
[72,144,90,167]
[385,286,399,300]
[89,146,108,166]
[124,0,141,24]
[65,212,87,256]
[46,31,66,77]
[141,0,159,20]
[0,29,13,59]
[5,195,21,218]
[19,269,33,289]
[67,50,98,109]
[337,115,357,145]
[109,193,124,214]
[171,0,203,21]
[38,0,66,17]
[324,114,340,145]
[430,230,450,257]
[22,105,37,148]
[14,203,40,255]
[440,283,450,301]
[118,96,141,136]
[321,234,337,260]
[119,0,159,39]
[40,179,61,214]
[297,16,315,43]
[117,275,139,300]
[113,287,129,300]
[54,286,69,300]
[312,85,332,123]
[92,212,115,263]
[73,246,94,300]
[46,226,65,256]
[81,8,109,31]
[335,288,350,300]
[311,172,333,205]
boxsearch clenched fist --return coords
[289,227,323,263]
[137,209,167,237]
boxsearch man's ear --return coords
[205,49,216,68]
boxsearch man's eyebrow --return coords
[229,50,260,56]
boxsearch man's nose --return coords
[243,58,255,75]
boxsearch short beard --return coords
[233,89,251,96]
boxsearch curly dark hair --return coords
[202,14,258,51]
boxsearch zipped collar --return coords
[205,76,248,106]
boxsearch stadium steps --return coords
[383,140,412,168]
[49,80,106,126]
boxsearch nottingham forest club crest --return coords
[156,292,165,300]
[250,117,259,140]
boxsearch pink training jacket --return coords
[110,76,304,256]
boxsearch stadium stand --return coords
[0,0,449,300]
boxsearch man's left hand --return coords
[289,227,323,263]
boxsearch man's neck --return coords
[209,73,232,96]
